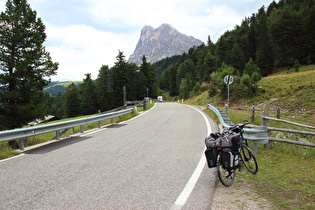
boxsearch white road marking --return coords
[0,153,25,163]
[171,105,211,210]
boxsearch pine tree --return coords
[112,50,129,106]
[96,65,112,111]
[79,73,97,115]
[140,55,158,98]
[256,6,274,76]
[64,83,80,118]
[0,0,58,130]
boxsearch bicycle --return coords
[205,120,258,187]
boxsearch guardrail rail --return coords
[0,108,134,150]
[207,104,268,153]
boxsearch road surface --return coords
[0,102,218,209]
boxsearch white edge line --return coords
[171,105,211,210]
[0,153,25,163]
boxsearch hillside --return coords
[255,68,315,113]
[187,65,315,124]
[44,81,82,96]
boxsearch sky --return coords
[0,0,277,81]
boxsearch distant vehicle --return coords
[157,96,163,102]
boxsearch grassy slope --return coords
[188,66,315,209]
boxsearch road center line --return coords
[171,105,211,210]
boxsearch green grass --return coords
[0,104,156,160]
[0,143,20,160]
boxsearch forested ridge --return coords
[156,0,314,99]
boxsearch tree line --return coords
[46,53,158,119]
[157,0,314,100]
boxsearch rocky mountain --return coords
[128,23,203,65]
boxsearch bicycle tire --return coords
[217,151,236,187]
[240,144,258,174]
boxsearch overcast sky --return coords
[0,0,277,81]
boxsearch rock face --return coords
[128,23,203,65]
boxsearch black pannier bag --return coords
[204,133,240,168]
[230,134,241,151]
[204,148,217,168]
[221,148,239,170]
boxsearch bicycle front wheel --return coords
[240,144,258,174]
[217,151,236,187]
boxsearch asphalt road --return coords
[0,102,219,209]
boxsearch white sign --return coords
[224,75,233,85]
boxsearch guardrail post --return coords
[98,121,101,128]
[111,118,114,124]
[80,125,84,133]
[253,142,258,154]
[19,138,24,150]
[262,112,272,149]
[143,98,146,110]
[224,104,228,114]
[56,130,60,140]
[251,106,255,123]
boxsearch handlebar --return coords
[228,120,250,133]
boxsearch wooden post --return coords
[277,107,281,119]
[262,112,272,149]
[251,106,255,123]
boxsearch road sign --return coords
[224,75,233,106]
[224,75,233,85]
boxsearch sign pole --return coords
[228,80,230,106]
[224,75,233,107]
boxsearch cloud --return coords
[46,24,139,81]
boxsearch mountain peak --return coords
[128,24,203,65]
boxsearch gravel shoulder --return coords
[211,176,275,210]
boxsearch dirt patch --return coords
[211,176,276,210]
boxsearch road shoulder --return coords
[210,175,275,209]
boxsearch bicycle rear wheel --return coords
[240,144,258,174]
[217,151,236,187]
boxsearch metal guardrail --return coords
[207,104,268,153]
[207,104,232,129]
[0,108,133,150]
